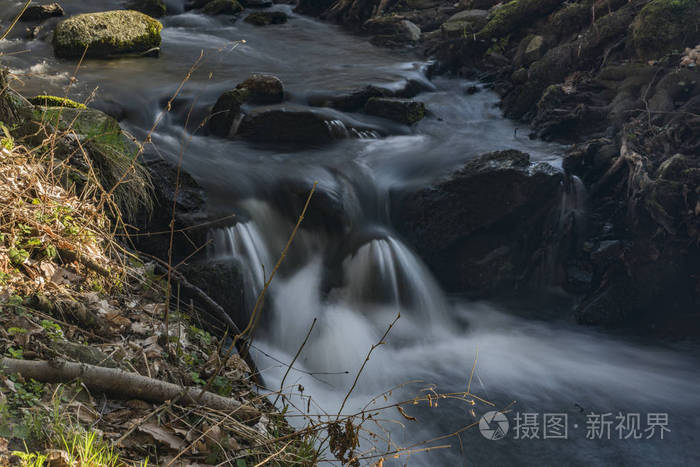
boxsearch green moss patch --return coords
[28,95,86,109]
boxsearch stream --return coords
[3,1,700,465]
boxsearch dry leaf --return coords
[397,406,417,421]
[138,423,186,450]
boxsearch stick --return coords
[0,358,260,421]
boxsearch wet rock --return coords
[405,0,443,9]
[590,240,622,265]
[179,260,247,326]
[294,0,336,16]
[440,9,489,39]
[52,10,162,59]
[127,0,167,18]
[0,69,33,127]
[365,97,425,124]
[133,156,209,264]
[543,0,592,40]
[309,85,391,112]
[19,3,64,22]
[393,150,563,296]
[240,0,274,7]
[236,74,284,104]
[202,0,244,15]
[515,34,545,67]
[631,0,700,60]
[244,11,288,25]
[457,0,501,9]
[237,106,369,145]
[209,88,250,137]
[363,16,421,47]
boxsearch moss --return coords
[34,107,152,220]
[477,0,564,40]
[28,95,86,109]
[244,11,289,26]
[52,10,163,59]
[632,0,700,59]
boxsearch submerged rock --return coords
[52,10,162,59]
[393,150,563,296]
[244,11,288,25]
[236,74,284,104]
[19,3,64,22]
[365,97,425,124]
[127,0,167,18]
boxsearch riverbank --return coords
[0,66,316,464]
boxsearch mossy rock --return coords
[33,106,152,219]
[28,95,86,109]
[477,0,564,40]
[202,0,244,15]
[236,74,284,104]
[127,0,168,18]
[53,10,163,59]
[632,0,700,60]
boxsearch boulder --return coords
[363,16,421,47]
[631,0,700,60]
[209,88,250,137]
[126,0,167,18]
[393,150,563,296]
[52,10,162,59]
[440,9,489,39]
[365,97,425,124]
[244,11,288,25]
[309,85,391,112]
[19,3,64,22]
[236,74,284,104]
[202,0,244,15]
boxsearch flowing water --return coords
[3,1,700,465]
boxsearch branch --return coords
[0,358,260,421]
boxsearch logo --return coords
[479,411,509,440]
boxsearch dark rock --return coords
[590,240,622,264]
[209,88,250,137]
[0,69,33,127]
[236,106,370,145]
[309,85,391,112]
[477,0,564,40]
[365,97,425,124]
[127,0,167,18]
[240,0,274,7]
[19,3,64,22]
[393,150,563,296]
[179,260,247,326]
[132,157,208,264]
[294,0,336,16]
[202,0,244,15]
[244,11,288,25]
[236,74,284,104]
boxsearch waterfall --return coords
[339,236,449,322]
[209,222,272,292]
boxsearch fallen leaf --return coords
[139,423,186,450]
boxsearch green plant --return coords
[40,320,64,341]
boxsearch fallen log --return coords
[0,358,260,421]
